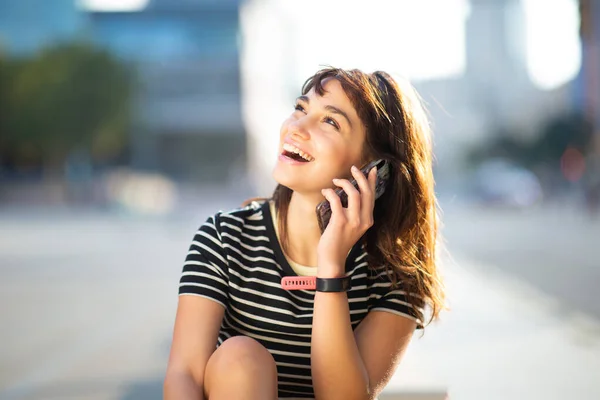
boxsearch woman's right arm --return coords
[164,296,225,400]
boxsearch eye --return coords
[294,103,306,113]
[323,115,340,130]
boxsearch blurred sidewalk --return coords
[383,253,600,400]
[1,194,600,400]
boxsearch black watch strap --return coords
[316,276,352,292]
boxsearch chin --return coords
[272,166,297,190]
[272,166,315,194]
[272,159,333,194]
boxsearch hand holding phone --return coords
[315,159,390,233]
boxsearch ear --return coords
[360,140,376,165]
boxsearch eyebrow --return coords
[296,95,353,129]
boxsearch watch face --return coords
[315,276,352,292]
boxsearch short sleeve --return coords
[179,214,229,308]
[368,268,423,329]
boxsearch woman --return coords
[164,67,445,400]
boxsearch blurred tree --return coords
[0,56,22,169]
[533,112,593,165]
[466,127,530,168]
[469,113,593,167]
[0,42,134,178]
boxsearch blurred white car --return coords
[469,159,543,207]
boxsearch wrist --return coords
[317,261,346,278]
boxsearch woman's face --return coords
[272,78,367,196]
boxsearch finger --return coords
[332,178,361,216]
[363,166,378,226]
[321,188,343,221]
[351,165,374,205]
[353,167,377,227]
[369,165,377,192]
[351,165,375,225]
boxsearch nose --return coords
[288,117,311,141]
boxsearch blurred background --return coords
[1,0,599,399]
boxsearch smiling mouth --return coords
[281,143,314,162]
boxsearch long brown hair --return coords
[268,67,445,326]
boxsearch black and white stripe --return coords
[179,200,419,399]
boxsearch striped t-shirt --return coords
[179,200,420,398]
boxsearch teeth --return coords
[282,143,314,161]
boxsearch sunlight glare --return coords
[278,0,469,83]
[524,0,581,90]
[77,0,150,12]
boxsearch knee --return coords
[206,336,277,379]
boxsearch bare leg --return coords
[204,336,278,400]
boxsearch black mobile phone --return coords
[315,159,390,233]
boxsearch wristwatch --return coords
[281,276,352,292]
[316,276,352,292]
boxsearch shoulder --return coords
[350,245,397,285]
[206,199,269,232]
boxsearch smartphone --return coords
[315,159,390,233]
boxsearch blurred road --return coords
[0,193,599,400]
[0,188,248,400]
[441,200,600,319]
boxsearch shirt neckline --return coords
[269,200,316,275]
[260,200,362,277]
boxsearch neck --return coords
[284,191,323,267]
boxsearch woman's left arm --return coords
[312,166,417,400]
[312,288,416,400]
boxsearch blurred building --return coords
[0,0,246,184]
[0,0,84,55]
[577,0,600,140]
[1,0,591,191]
[87,0,246,183]
[241,0,583,193]
[416,0,576,178]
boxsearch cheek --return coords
[324,136,361,161]
[315,136,342,162]
[316,138,357,174]
[279,119,289,139]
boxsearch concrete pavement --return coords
[441,201,600,319]
[386,253,600,399]
[1,199,599,400]
[385,201,600,399]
